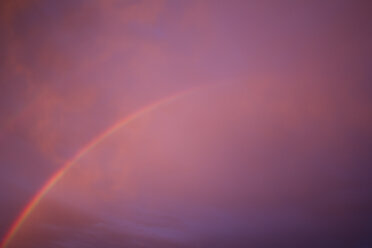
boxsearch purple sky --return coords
[0,1,371,247]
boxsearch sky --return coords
[0,0,371,247]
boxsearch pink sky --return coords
[0,1,371,247]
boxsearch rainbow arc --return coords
[1,87,200,248]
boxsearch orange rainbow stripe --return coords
[1,87,200,248]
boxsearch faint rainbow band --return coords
[0,86,201,248]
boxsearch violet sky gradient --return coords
[0,0,371,247]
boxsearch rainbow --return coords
[1,87,200,248]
